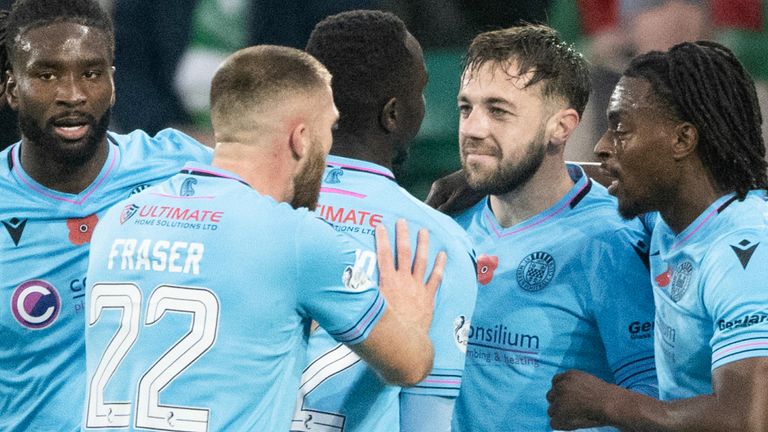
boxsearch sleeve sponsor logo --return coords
[718,313,768,332]
[11,280,61,329]
[628,321,654,340]
[476,254,498,285]
[67,214,99,245]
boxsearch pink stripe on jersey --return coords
[320,187,366,199]
[487,179,590,238]
[328,162,394,179]
[13,147,116,205]
[672,207,719,250]
[713,340,768,361]
[343,295,384,341]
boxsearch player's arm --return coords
[347,220,446,386]
[547,358,768,431]
[400,394,455,432]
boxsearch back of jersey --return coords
[84,163,379,431]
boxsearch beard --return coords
[19,108,111,168]
[462,126,547,196]
[290,137,326,210]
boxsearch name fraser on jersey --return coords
[107,238,204,274]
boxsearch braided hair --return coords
[0,9,8,90]
[625,41,767,198]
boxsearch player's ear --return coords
[288,122,309,160]
[5,70,18,110]
[547,107,580,149]
[109,66,116,107]
[379,97,398,134]
[672,122,697,161]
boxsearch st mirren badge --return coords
[517,251,556,292]
[669,261,693,302]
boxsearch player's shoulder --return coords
[392,185,475,252]
[109,128,212,165]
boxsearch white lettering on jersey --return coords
[108,239,204,274]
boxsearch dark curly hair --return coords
[625,41,767,198]
[306,10,421,135]
[5,0,114,68]
[463,24,591,117]
[0,9,8,88]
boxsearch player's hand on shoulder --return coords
[425,169,484,214]
[547,370,614,430]
[375,219,446,333]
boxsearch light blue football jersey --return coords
[0,129,211,432]
[452,164,657,432]
[649,191,768,400]
[83,162,385,431]
[291,156,478,432]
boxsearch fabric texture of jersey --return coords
[452,164,657,432]
[83,162,385,431]
[649,191,768,400]
[291,155,478,432]
[0,129,211,432]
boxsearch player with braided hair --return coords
[548,41,768,432]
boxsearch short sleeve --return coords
[295,217,386,345]
[590,226,658,391]
[704,231,768,370]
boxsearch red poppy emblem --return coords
[476,254,499,285]
[67,214,99,245]
[655,265,672,287]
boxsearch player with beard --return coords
[547,41,768,432]
[0,1,212,430]
[293,11,477,432]
[450,25,657,431]
[84,44,445,431]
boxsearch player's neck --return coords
[330,131,394,171]
[18,136,109,194]
[489,161,574,228]
[658,165,725,234]
[212,142,293,203]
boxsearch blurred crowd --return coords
[1,0,766,196]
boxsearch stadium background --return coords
[1,0,765,198]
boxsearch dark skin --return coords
[329,32,427,171]
[546,76,768,432]
[5,22,115,194]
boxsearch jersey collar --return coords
[325,155,396,182]
[482,163,592,238]
[8,134,120,205]
[180,162,251,188]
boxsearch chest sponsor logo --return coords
[120,204,139,224]
[2,217,27,246]
[126,206,223,231]
[669,261,693,302]
[516,251,555,292]
[324,168,344,184]
[454,315,470,353]
[67,214,99,245]
[11,280,61,329]
[466,323,540,367]
[315,205,383,235]
[476,254,498,285]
